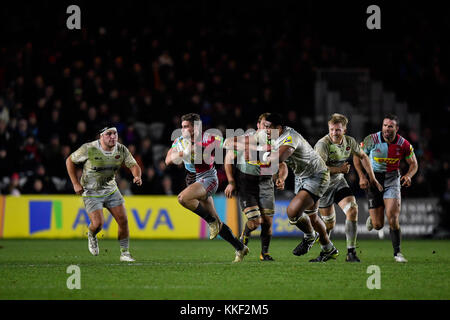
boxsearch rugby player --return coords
[224,113,288,261]
[66,126,142,262]
[314,113,382,262]
[354,114,418,263]
[165,113,249,263]
[262,113,339,262]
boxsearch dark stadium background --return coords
[0,1,449,235]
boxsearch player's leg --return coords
[177,182,220,238]
[201,196,248,262]
[319,206,335,238]
[366,174,385,231]
[258,177,275,261]
[241,206,262,245]
[236,171,260,245]
[289,177,318,256]
[105,191,135,261]
[384,198,406,262]
[308,204,339,262]
[318,185,335,237]
[338,195,360,262]
[259,213,274,261]
[108,204,135,262]
[288,189,319,256]
[84,197,105,256]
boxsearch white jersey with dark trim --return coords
[272,126,327,178]
[70,140,137,197]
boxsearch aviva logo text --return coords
[29,200,63,234]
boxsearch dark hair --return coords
[181,113,201,125]
[384,113,399,126]
[265,113,283,128]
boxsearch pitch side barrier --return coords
[258,195,439,239]
[0,195,239,239]
[0,195,439,239]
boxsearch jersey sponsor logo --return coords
[283,136,292,144]
[92,166,118,171]
[115,155,120,159]
[373,157,399,164]
[346,146,350,151]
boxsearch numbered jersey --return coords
[272,126,327,178]
[70,140,137,197]
[361,132,414,173]
[314,134,363,185]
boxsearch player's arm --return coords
[122,146,143,186]
[354,135,376,190]
[224,149,237,198]
[275,161,288,190]
[66,156,83,195]
[277,145,294,163]
[165,145,184,166]
[315,141,349,174]
[129,164,142,186]
[353,154,369,190]
[401,152,418,187]
[356,152,383,191]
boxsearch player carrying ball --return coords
[165,113,249,263]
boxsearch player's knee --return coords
[387,216,399,228]
[247,217,261,230]
[346,208,358,221]
[286,206,297,219]
[177,193,188,206]
[116,215,128,227]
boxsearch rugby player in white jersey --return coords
[314,113,382,262]
[262,113,339,262]
[66,126,142,262]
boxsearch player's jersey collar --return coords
[97,139,117,155]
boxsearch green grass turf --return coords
[0,238,449,300]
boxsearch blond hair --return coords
[258,112,271,123]
[328,113,348,127]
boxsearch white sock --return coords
[119,238,129,252]
[321,241,333,252]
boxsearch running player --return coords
[66,126,142,262]
[165,113,249,263]
[224,113,287,261]
[314,113,382,262]
[354,114,418,263]
[262,113,339,262]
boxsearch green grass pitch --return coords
[0,238,449,300]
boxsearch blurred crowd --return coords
[0,2,448,231]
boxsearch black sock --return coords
[390,228,401,256]
[219,223,244,251]
[347,247,356,254]
[261,233,271,254]
[193,203,216,223]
